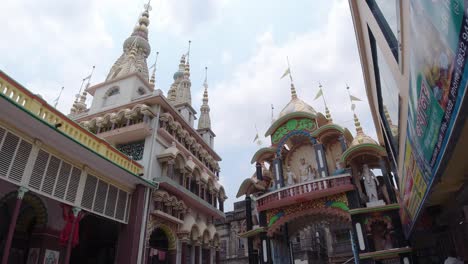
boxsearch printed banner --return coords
[402,0,468,236]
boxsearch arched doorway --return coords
[0,191,47,264]
[148,226,176,264]
[70,214,119,264]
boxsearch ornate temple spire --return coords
[149,51,159,87]
[316,83,332,122]
[169,41,193,106]
[198,67,211,130]
[278,57,317,118]
[105,2,152,82]
[70,66,95,116]
[353,113,364,135]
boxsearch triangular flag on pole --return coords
[280,68,290,79]
[314,89,323,100]
[253,133,259,143]
[349,95,362,102]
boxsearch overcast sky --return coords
[0,0,377,210]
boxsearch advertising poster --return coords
[402,0,468,236]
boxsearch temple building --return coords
[215,201,249,264]
[0,3,225,264]
[235,79,412,263]
[349,0,468,262]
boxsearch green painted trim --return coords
[349,203,400,215]
[250,147,276,164]
[341,143,387,163]
[265,112,317,137]
[239,227,265,238]
[359,247,412,259]
[0,93,157,188]
[311,124,344,137]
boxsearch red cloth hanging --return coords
[59,204,84,247]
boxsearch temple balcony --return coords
[255,173,354,211]
[97,119,151,145]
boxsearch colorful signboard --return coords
[401,0,468,236]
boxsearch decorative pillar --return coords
[1,186,28,264]
[379,158,397,204]
[219,199,224,212]
[195,244,201,264]
[215,250,220,264]
[273,156,284,189]
[283,223,292,264]
[258,210,272,264]
[191,244,196,264]
[245,196,255,264]
[168,160,175,179]
[64,207,82,264]
[314,143,329,177]
[115,185,147,264]
[338,135,347,152]
[256,162,263,181]
[180,241,187,264]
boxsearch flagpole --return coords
[346,84,356,115]
[54,87,64,108]
[271,104,274,123]
[319,82,328,109]
[286,56,294,83]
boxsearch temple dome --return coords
[278,97,317,118]
[350,132,378,147]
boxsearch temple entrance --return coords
[0,191,47,264]
[70,214,119,264]
[149,227,172,264]
[267,204,352,264]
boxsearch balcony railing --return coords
[0,71,143,175]
[256,174,354,211]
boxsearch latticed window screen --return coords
[0,125,131,223]
[0,127,32,183]
[117,140,145,161]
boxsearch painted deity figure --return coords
[299,158,316,182]
[362,164,379,202]
[285,166,297,185]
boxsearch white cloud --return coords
[152,0,232,35]
[210,0,376,151]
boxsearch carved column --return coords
[1,187,28,264]
[338,135,347,152]
[256,162,263,181]
[219,199,224,212]
[273,156,284,189]
[379,158,397,204]
[314,143,329,177]
[167,160,175,179]
[64,207,82,264]
[245,196,256,264]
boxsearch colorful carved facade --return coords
[236,81,412,263]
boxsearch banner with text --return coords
[402,0,468,236]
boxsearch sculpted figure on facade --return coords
[362,164,385,207]
[299,158,316,182]
[285,166,297,185]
